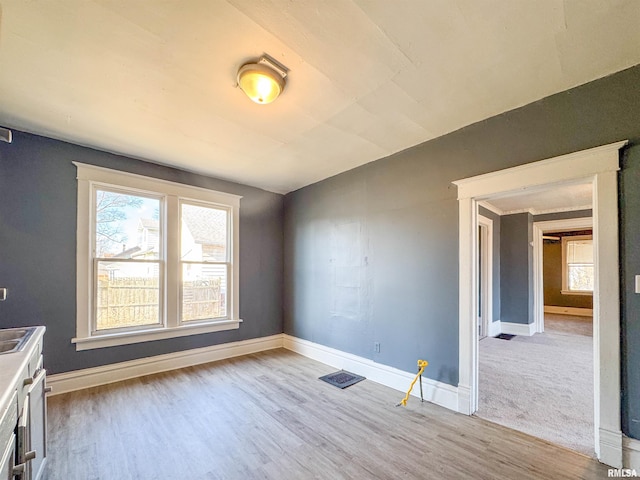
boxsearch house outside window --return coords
[94,189,163,332]
[180,201,230,322]
[73,163,241,350]
[561,234,593,294]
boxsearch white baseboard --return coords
[49,332,459,413]
[600,427,623,468]
[282,334,458,412]
[500,321,536,336]
[624,435,640,470]
[457,384,472,415]
[488,320,501,337]
[47,334,283,395]
[544,305,593,317]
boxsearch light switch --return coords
[636,275,640,294]
[0,288,6,301]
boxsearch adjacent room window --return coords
[562,235,593,294]
[74,163,241,350]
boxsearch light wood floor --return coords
[43,349,608,479]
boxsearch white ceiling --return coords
[481,181,593,215]
[1,1,639,194]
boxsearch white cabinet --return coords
[15,369,46,480]
[0,391,17,480]
[0,328,46,480]
[27,369,46,480]
[0,434,15,480]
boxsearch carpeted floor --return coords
[477,314,594,457]
[543,313,592,336]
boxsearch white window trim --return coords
[73,162,242,351]
[561,234,593,296]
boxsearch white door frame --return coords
[477,214,493,338]
[453,140,627,468]
[532,217,593,334]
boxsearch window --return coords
[74,163,241,350]
[180,201,229,322]
[95,189,162,332]
[562,234,593,294]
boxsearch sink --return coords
[0,340,20,353]
[0,327,36,354]
[0,328,30,342]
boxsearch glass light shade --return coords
[237,63,285,104]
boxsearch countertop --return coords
[0,326,45,416]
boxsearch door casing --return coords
[453,140,627,468]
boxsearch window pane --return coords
[182,263,227,321]
[566,240,593,264]
[568,265,594,291]
[95,190,160,259]
[96,260,161,330]
[181,203,227,262]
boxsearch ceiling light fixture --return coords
[237,55,288,105]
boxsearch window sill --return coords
[72,319,242,351]
[560,290,593,296]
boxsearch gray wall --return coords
[483,208,594,319]
[284,64,640,439]
[478,206,501,323]
[500,213,534,325]
[620,148,640,438]
[284,171,460,387]
[0,131,284,375]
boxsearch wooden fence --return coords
[182,279,224,321]
[96,277,223,330]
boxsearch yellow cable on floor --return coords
[396,359,428,407]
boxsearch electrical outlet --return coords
[374,342,380,353]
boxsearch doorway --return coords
[453,140,626,468]
[533,217,593,333]
[476,209,594,455]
